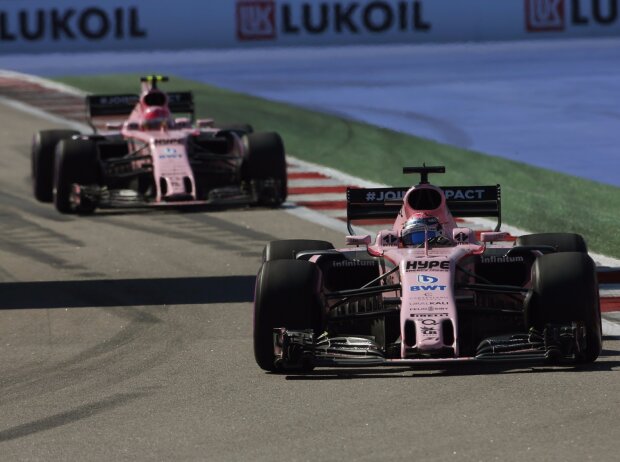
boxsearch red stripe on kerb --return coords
[288,185,349,195]
[288,172,329,179]
[295,200,347,210]
[601,297,620,313]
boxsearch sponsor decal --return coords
[382,233,399,246]
[331,260,376,267]
[236,0,431,42]
[97,95,139,106]
[525,0,618,32]
[526,0,565,31]
[417,274,438,283]
[443,188,486,200]
[420,318,438,336]
[409,305,448,312]
[410,284,447,292]
[155,138,185,145]
[480,255,525,264]
[410,313,448,317]
[365,190,405,202]
[406,260,450,271]
[236,1,277,40]
[0,7,147,42]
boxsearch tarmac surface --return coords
[0,100,619,461]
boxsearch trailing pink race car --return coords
[31,75,287,214]
[254,166,601,371]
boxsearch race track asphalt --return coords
[0,101,619,461]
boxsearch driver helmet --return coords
[401,213,442,246]
[142,106,172,131]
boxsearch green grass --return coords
[56,74,620,259]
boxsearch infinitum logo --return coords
[236,1,276,40]
[526,0,565,31]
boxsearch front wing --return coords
[274,324,587,369]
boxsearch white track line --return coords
[603,320,620,336]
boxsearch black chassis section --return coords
[276,246,587,368]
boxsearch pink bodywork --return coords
[110,81,242,203]
[345,183,506,360]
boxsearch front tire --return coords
[254,260,323,372]
[54,139,101,214]
[32,129,80,202]
[526,252,602,363]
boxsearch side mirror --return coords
[175,117,191,128]
[480,231,511,242]
[197,118,215,128]
[346,235,371,246]
[106,122,122,130]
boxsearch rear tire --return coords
[54,139,101,214]
[516,233,587,253]
[254,260,323,372]
[263,239,334,262]
[526,252,602,363]
[32,129,80,202]
[242,132,287,206]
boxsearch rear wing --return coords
[85,91,195,130]
[346,185,502,233]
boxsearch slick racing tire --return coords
[254,260,323,372]
[263,239,335,262]
[218,123,254,136]
[242,132,287,206]
[526,252,602,363]
[516,233,587,253]
[54,138,101,214]
[32,129,80,202]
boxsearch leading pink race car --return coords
[31,75,287,214]
[254,166,602,371]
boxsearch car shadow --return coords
[283,358,620,380]
[0,275,256,309]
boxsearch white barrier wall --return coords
[0,0,619,54]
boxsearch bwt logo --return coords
[417,274,438,283]
[410,285,447,292]
[526,0,565,31]
[236,1,276,40]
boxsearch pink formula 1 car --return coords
[254,166,602,371]
[31,75,287,214]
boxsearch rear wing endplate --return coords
[346,185,502,233]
